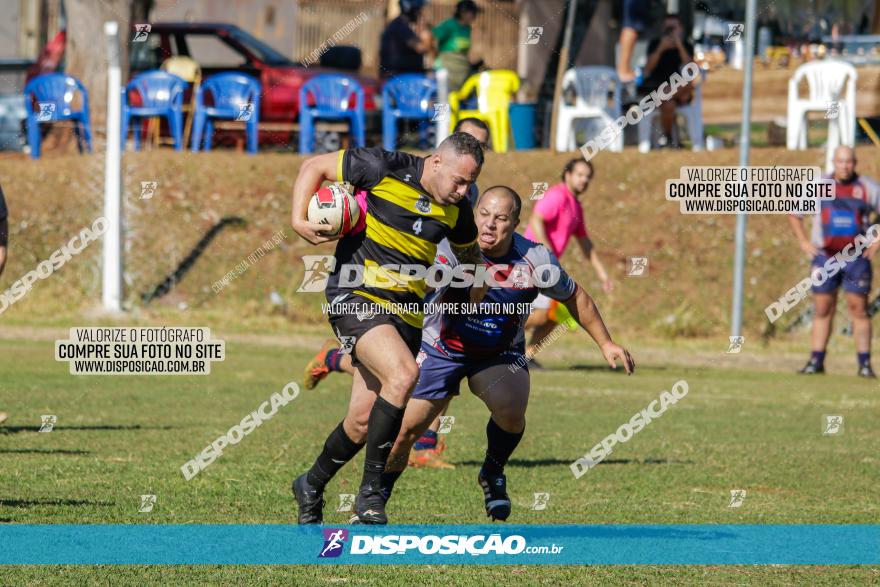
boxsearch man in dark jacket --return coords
[379,0,434,78]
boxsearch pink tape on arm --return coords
[352,190,368,234]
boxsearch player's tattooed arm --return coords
[564,284,635,374]
[450,240,488,304]
[291,152,344,245]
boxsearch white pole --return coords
[436,68,450,147]
[731,37,744,70]
[102,21,123,312]
[731,0,757,337]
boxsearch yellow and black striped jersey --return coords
[326,147,478,328]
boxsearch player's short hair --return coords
[439,132,485,168]
[453,117,490,136]
[833,144,856,162]
[478,185,522,220]
[561,158,593,182]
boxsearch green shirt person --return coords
[433,15,472,54]
[433,0,480,92]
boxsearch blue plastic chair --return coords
[382,74,437,151]
[191,73,261,154]
[121,70,185,151]
[23,73,92,160]
[299,74,365,154]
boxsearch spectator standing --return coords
[789,146,880,378]
[380,0,434,79]
[433,0,481,92]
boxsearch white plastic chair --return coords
[786,60,857,151]
[638,69,705,152]
[555,66,623,152]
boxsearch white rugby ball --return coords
[307,183,360,236]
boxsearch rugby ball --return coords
[307,183,360,236]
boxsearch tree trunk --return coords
[64,0,131,132]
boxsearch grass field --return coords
[1,323,878,584]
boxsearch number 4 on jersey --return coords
[412,218,423,235]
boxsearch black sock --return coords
[306,421,364,490]
[481,417,524,476]
[361,396,404,490]
[379,470,403,502]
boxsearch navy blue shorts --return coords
[411,342,527,401]
[811,253,872,295]
[622,0,650,33]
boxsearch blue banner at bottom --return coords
[1,525,877,565]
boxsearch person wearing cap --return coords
[433,0,481,92]
[379,0,434,79]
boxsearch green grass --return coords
[1,328,878,584]
[3,146,880,583]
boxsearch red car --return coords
[33,23,382,148]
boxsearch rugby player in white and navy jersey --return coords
[372,186,635,521]
[788,145,880,377]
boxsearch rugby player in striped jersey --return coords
[301,119,492,470]
[290,133,486,524]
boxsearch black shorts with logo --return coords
[327,292,422,368]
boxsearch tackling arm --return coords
[450,239,481,266]
[563,284,634,373]
[449,240,488,304]
[564,284,612,347]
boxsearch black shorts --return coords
[326,293,422,368]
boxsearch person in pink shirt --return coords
[523,158,612,362]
